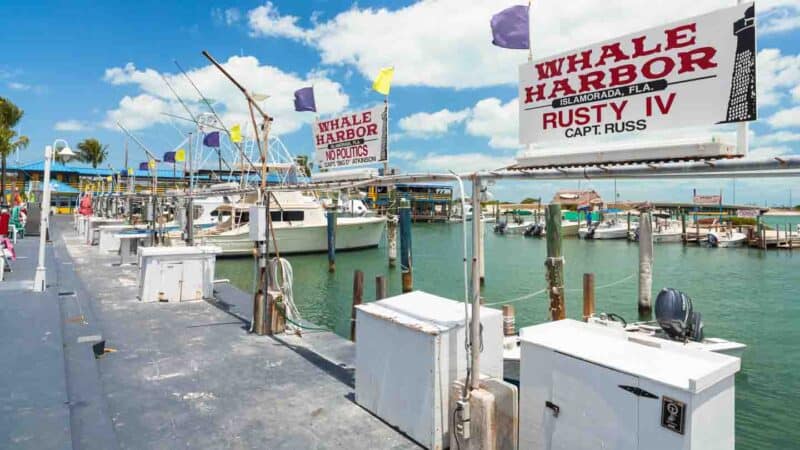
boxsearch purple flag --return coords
[138,162,149,171]
[163,151,176,163]
[203,131,220,147]
[490,5,530,50]
[293,87,316,112]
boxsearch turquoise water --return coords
[217,219,800,449]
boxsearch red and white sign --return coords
[519,3,756,145]
[694,194,722,205]
[314,104,388,170]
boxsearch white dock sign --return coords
[314,104,388,170]
[519,3,756,145]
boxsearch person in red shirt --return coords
[78,192,93,216]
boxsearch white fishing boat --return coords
[708,230,747,248]
[579,218,629,239]
[190,190,386,256]
[522,219,578,237]
[560,219,580,237]
[629,217,684,243]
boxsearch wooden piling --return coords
[326,210,336,272]
[681,212,687,245]
[350,270,364,341]
[583,273,595,321]
[375,275,387,300]
[387,216,397,268]
[626,212,631,235]
[545,204,565,321]
[399,199,413,293]
[695,220,700,244]
[502,305,516,336]
[638,211,653,319]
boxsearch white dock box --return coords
[137,246,221,303]
[519,319,741,450]
[355,291,503,450]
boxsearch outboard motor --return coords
[707,233,719,247]
[587,222,598,238]
[655,288,704,342]
[494,222,507,234]
[523,223,543,237]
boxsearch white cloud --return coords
[767,106,800,129]
[54,120,91,132]
[755,130,800,145]
[398,108,469,137]
[743,145,793,160]
[414,152,515,172]
[7,82,29,91]
[102,56,349,134]
[248,2,309,40]
[212,7,242,26]
[757,48,800,107]
[465,98,520,149]
[759,5,800,34]
[243,0,793,89]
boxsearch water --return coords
[217,219,800,449]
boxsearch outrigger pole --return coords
[201,49,276,335]
[173,59,255,185]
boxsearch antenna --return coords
[174,58,259,182]
[116,122,157,161]
[201,49,273,190]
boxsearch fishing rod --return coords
[174,58,259,187]
[201,50,272,191]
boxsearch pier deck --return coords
[1,217,417,449]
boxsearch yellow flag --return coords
[175,148,186,162]
[148,159,156,170]
[127,167,134,176]
[372,66,394,95]
[231,124,242,143]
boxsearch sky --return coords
[1,0,799,205]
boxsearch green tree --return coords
[0,97,30,199]
[521,197,540,204]
[77,138,109,168]
[295,155,312,177]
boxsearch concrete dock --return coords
[1,217,417,449]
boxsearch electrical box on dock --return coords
[248,205,266,241]
[137,246,221,303]
[519,319,740,450]
[355,291,503,450]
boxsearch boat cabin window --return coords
[270,210,305,222]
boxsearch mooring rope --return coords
[482,272,636,307]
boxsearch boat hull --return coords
[194,216,387,256]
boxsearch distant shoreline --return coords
[764,210,800,216]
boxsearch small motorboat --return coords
[579,218,629,239]
[707,230,747,248]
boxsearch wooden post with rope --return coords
[350,270,364,341]
[583,273,595,321]
[201,50,277,335]
[545,204,565,320]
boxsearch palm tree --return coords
[0,97,30,200]
[77,138,109,168]
[295,155,312,177]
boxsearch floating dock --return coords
[0,217,416,449]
